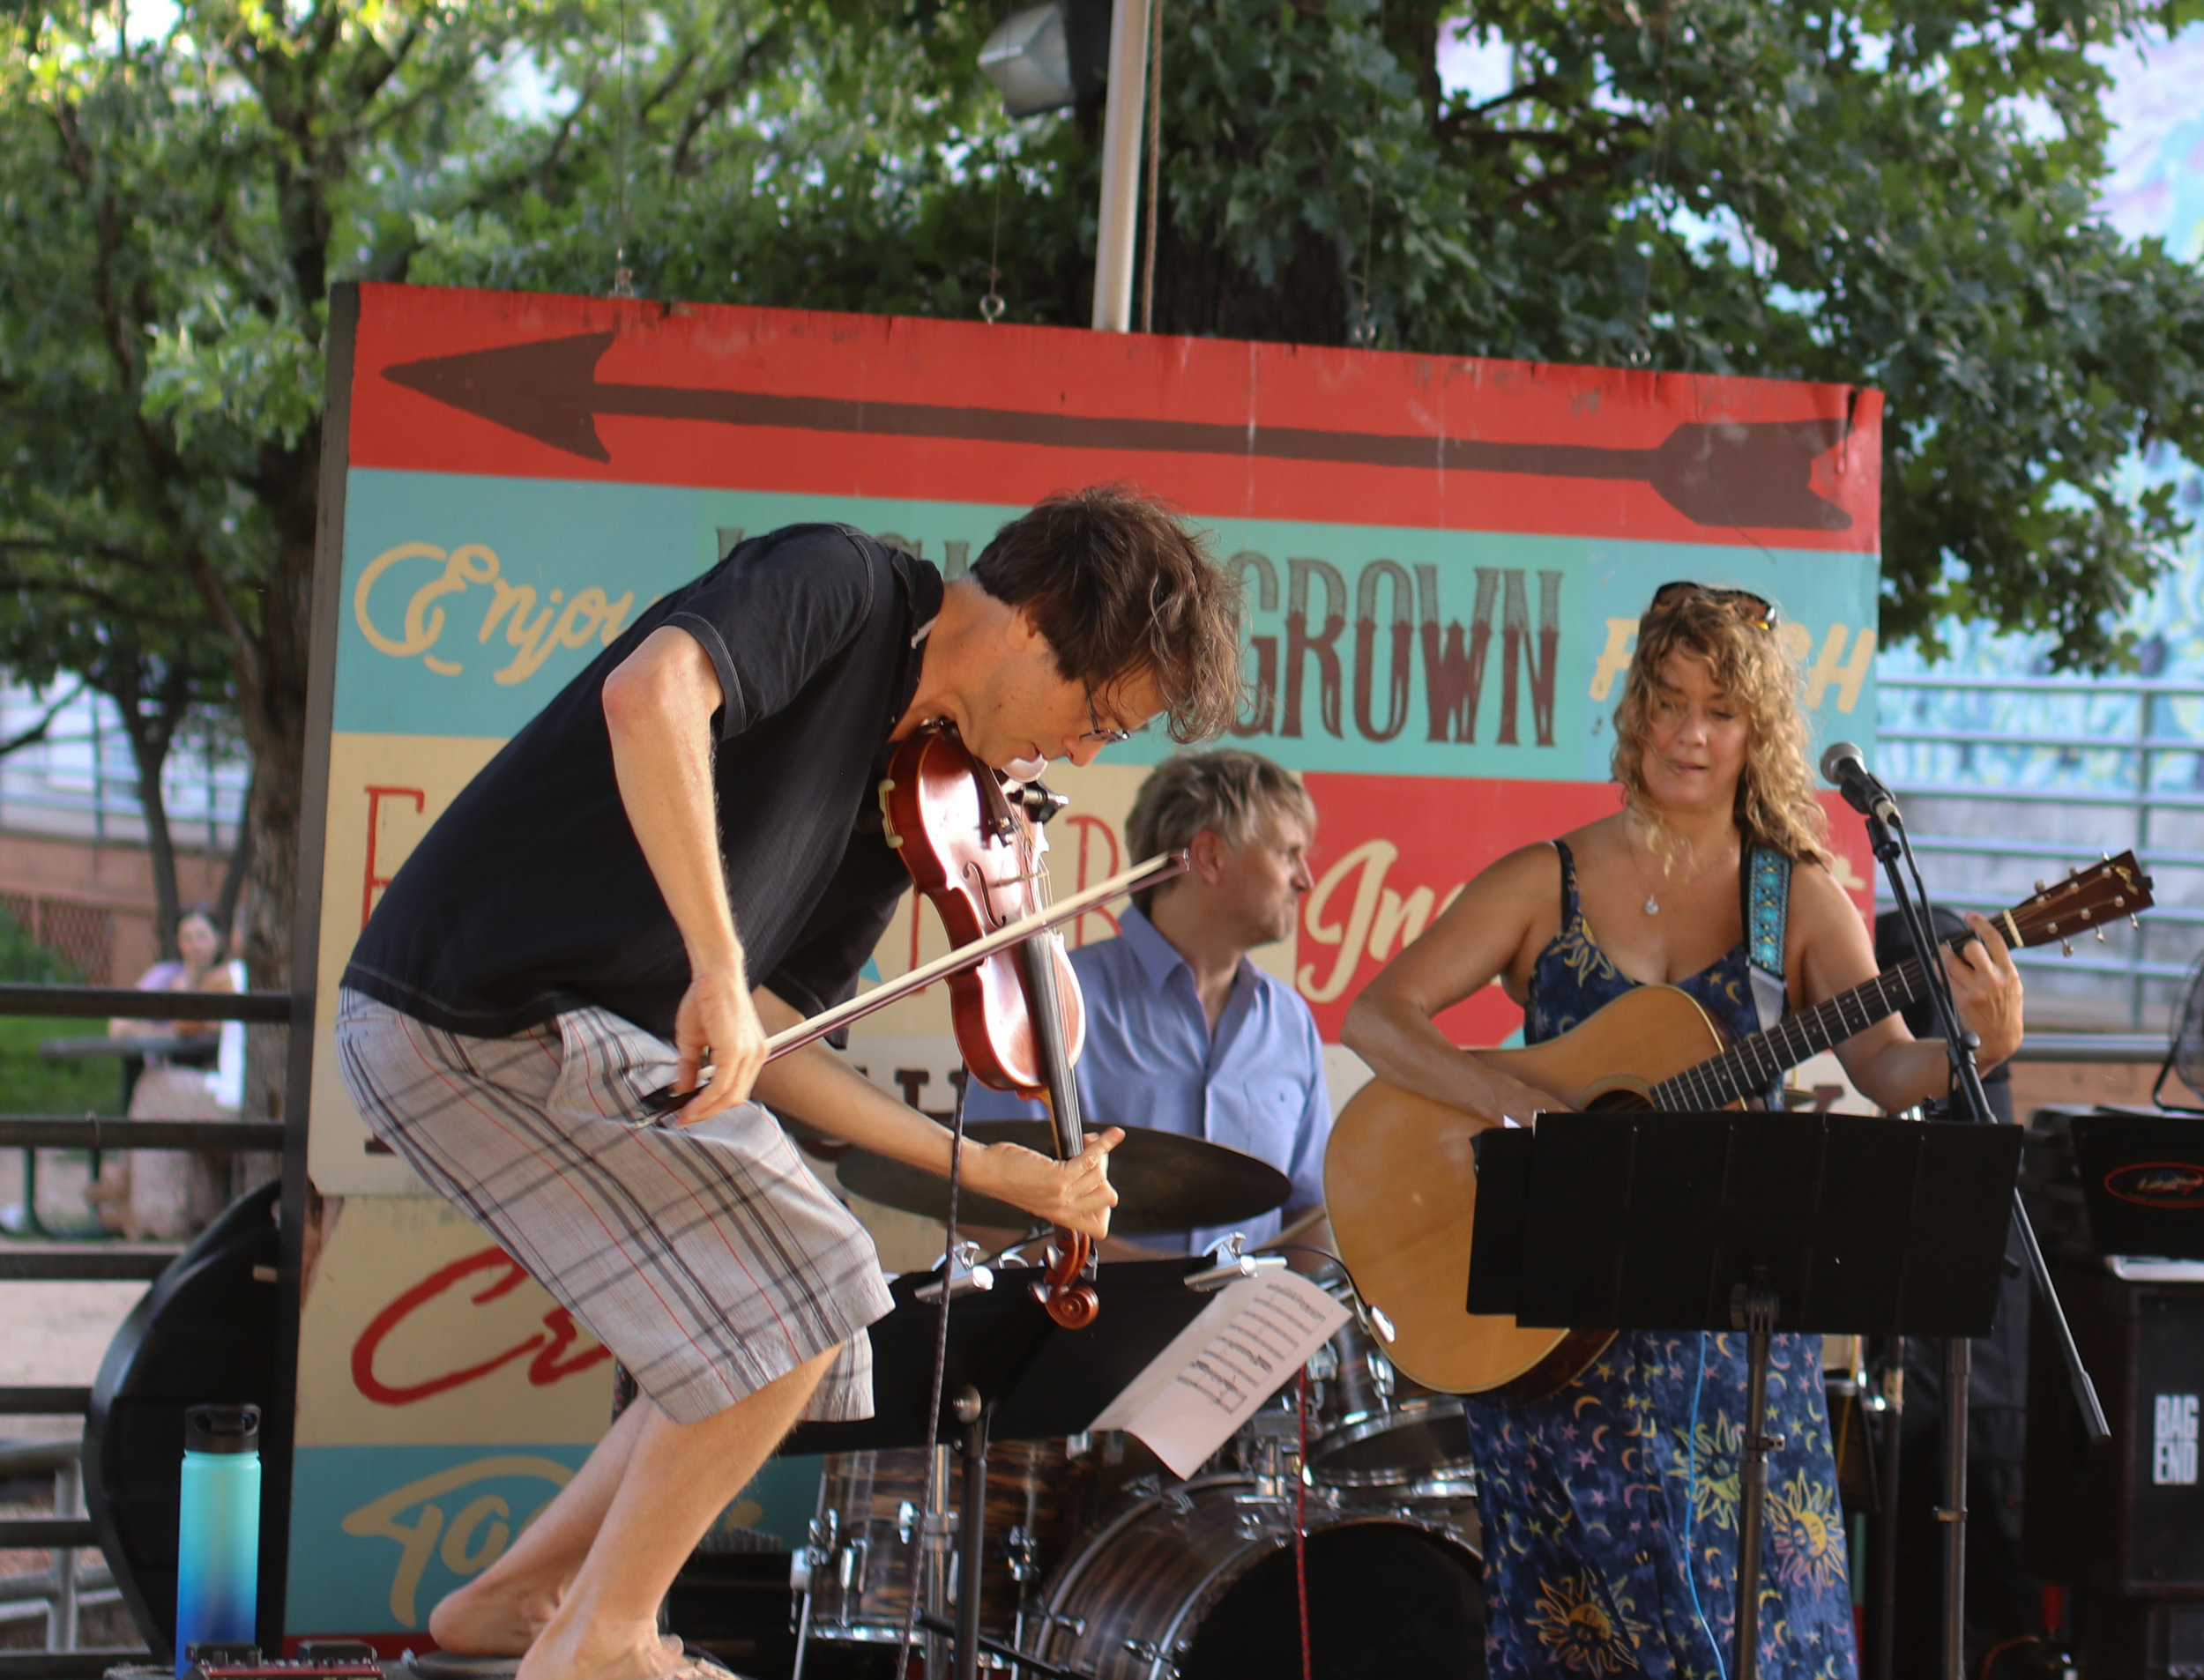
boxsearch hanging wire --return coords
[1137,0,1165,332]
[1347,0,1384,346]
[980,140,1008,323]
[979,0,1012,322]
[610,0,637,297]
[1629,15,1675,365]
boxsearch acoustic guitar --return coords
[1324,853,2153,1402]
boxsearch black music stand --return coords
[785,1259,1220,1680]
[1469,1111,2022,1680]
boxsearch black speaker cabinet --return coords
[2027,1260,2204,1676]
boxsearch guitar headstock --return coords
[1995,851,2155,956]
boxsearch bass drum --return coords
[1032,1477,1485,1680]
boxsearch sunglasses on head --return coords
[1648,581,1778,630]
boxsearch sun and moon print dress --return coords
[1463,840,1857,1679]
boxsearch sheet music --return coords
[1089,1271,1351,1479]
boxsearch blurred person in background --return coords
[92,903,243,1238]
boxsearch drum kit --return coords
[796,1125,1490,1680]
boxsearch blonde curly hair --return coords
[1610,589,1833,868]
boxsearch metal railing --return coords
[1880,672,2204,1030]
[0,982,291,1672]
[0,1438,117,1656]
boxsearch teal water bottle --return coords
[175,1403,260,1675]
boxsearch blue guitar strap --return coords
[1745,843,1791,1036]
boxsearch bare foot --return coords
[428,1577,561,1658]
[515,1615,682,1680]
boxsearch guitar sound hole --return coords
[1585,1089,1656,1111]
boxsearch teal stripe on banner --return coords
[336,470,1880,778]
[286,1442,825,1638]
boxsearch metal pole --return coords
[1867,1342,1903,1680]
[53,1453,82,1652]
[1940,1336,1970,1680]
[1091,0,1154,331]
[1732,1278,1780,1680]
[953,1390,988,1680]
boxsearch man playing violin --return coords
[334,485,1243,1680]
[965,749,1332,1257]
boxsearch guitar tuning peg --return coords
[2033,880,2046,893]
[2068,866,2081,879]
[2096,928,2106,942]
[2061,940,2074,956]
[2132,915,2141,930]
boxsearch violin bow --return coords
[761,849,1189,1064]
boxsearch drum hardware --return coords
[1184,1233,1287,1292]
[780,1262,1239,1680]
[897,1609,1101,1680]
[1298,1263,1478,1491]
[918,1241,998,1304]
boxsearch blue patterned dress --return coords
[1464,840,1858,1679]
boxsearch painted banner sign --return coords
[287,279,1880,1643]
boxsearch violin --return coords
[879,722,1102,1329]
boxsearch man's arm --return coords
[748,989,1123,1239]
[600,626,768,1123]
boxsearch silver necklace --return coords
[1635,835,1734,916]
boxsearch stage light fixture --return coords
[979,0,1109,116]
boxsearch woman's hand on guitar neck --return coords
[1943,911,2024,1070]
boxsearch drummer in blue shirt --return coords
[965,750,1331,1255]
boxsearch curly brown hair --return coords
[972,485,1245,744]
[1610,590,1833,867]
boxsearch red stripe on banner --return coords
[1293,776,1873,1044]
[346,283,1883,549]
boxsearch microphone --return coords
[1820,740,1900,823]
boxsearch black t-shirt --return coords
[344,524,942,1040]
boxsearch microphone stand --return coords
[1858,796,2110,1680]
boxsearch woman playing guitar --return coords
[1342,583,2024,1678]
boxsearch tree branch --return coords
[0,680,88,761]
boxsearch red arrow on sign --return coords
[384,332,1854,532]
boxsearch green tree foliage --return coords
[424,0,2202,668]
[3,0,2201,1015]
[0,0,532,1038]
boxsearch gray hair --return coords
[1124,751,1315,914]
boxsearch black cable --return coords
[895,1072,970,1680]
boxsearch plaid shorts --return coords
[335,987,894,1426]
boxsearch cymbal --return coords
[835,1119,1292,1237]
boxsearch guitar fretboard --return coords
[1647,935,1967,1111]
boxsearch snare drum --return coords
[804,1440,1087,1649]
[1031,1476,1486,1680]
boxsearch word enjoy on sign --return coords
[354,541,637,685]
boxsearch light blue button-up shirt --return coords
[963,907,1330,1253]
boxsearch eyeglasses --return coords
[1081,681,1133,746]
[1649,581,1778,630]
